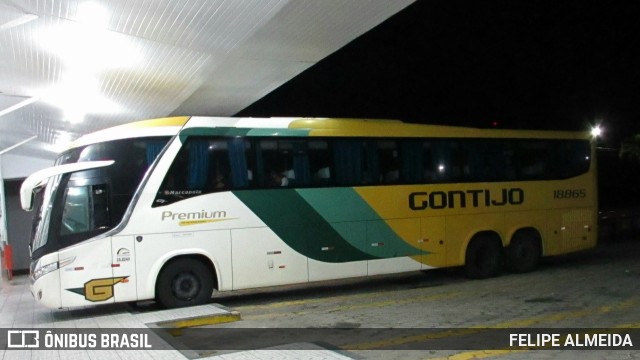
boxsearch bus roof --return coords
[184,116,591,140]
[69,116,591,152]
[69,117,190,150]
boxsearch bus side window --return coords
[362,140,381,185]
[332,139,381,186]
[333,139,360,186]
[379,140,399,184]
[155,137,237,206]
[186,139,212,190]
[291,141,311,187]
[554,140,591,178]
[449,141,470,181]
[260,139,291,187]
[227,138,252,189]
[258,139,311,188]
[309,140,331,186]
[422,142,437,182]
[517,141,551,179]
[430,139,452,182]
[401,140,424,184]
[502,143,517,180]
[467,140,513,182]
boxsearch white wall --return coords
[0,154,54,279]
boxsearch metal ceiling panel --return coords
[0,0,415,178]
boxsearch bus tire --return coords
[156,258,214,309]
[506,230,541,273]
[464,235,502,279]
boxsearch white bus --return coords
[21,116,597,308]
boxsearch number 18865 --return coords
[553,189,586,199]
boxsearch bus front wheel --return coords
[156,258,214,308]
[464,236,502,279]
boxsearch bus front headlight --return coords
[32,257,75,281]
[32,262,58,281]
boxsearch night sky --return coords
[238,0,640,208]
[238,0,640,149]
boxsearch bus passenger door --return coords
[57,179,120,306]
[420,217,447,269]
[111,235,137,302]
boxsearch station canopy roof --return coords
[0,0,414,166]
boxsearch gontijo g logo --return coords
[66,277,128,302]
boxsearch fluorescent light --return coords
[76,1,109,29]
[0,14,38,30]
[40,73,121,122]
[35,1,135,121]
[591,126,602,138]
[41,2,137,72]
[0,96,39,117]
[42,23,140,71]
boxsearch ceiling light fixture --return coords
[40,73,121,123]
[42,24,140,71]
[37,1,136,121]
[76,1,110,29]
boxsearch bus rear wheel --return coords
[156,258,214,308]
[464,235,502,279]
[506,231,541,273]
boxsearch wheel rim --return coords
[171,272,201,301]
[517,242,534,262]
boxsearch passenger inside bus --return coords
[269,170,289,187]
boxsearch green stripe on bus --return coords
[246,128,310,137]
[233,188,423,261]
[232,189,376,262]
[179,127,250,141]
[178,127,310,142]
[297,188,423,258]
[296,188,379,223]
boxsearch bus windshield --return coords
[29,175,61,255]
[29,137,170,260]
